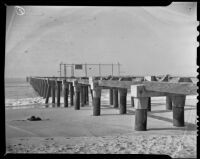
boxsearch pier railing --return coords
[26,75,197,131]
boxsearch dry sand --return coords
[6,95,197,158]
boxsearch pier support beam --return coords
[63,80,69,108]
[45,79,51,105]
[69,83,74,106]
[43,79,48,98]
[83,86,87,105]
[131,97,134,107]
[119,88,127,114]
[166,96,172,110]
[113,88,118,108]
[92,88,101,116]
[56,81,61,107]
[171,95,186,127]
[134,97,148,131]
[109,89,113,105]
[80,85,85,107]
[147,97,151,111]
[85,86,89,105]
[131,85,149,131]
[73,80,80,110]
[51,80,56,105]
[89,77,101,116]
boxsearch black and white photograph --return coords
[5,2,198,158]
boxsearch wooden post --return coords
[69,82,74,106]
[131,85,148,131]
[147,97,151,111]
[44,79,48,99]
[84,86,87,105]
[92,88,101,116]
[166,96,172,110]
[56,81,61,107]
[109,89,113,105]
[119,88,127,114]
[134,98,148,131]
[80,85,85,107]
[86,86,89,105]
[41,80,45,98]
[131,97,134,107]
[51,80,56,105]
[73,80,80,110]
[113,88,118,108]
[63,80,69,107]
[171,95,186,127]
[89,77,101,115]
[45,79,51,104]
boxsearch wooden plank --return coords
[98,80,143,89]
[131,82,197,97]
[144,81,197,95]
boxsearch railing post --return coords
[119,88,127,114]
[73,80,80,110]
[113,88,118,108]
[171,95,186,127]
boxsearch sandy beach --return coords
[6,95,197,158]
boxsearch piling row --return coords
[27,75,196,131]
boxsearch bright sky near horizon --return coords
[5,2,198,78]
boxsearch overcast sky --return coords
[5,2,198,78]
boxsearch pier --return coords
[27,75,197,131]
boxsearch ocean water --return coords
[5,78,39,99]
[4,78,112,109]
[5,78,45,108]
